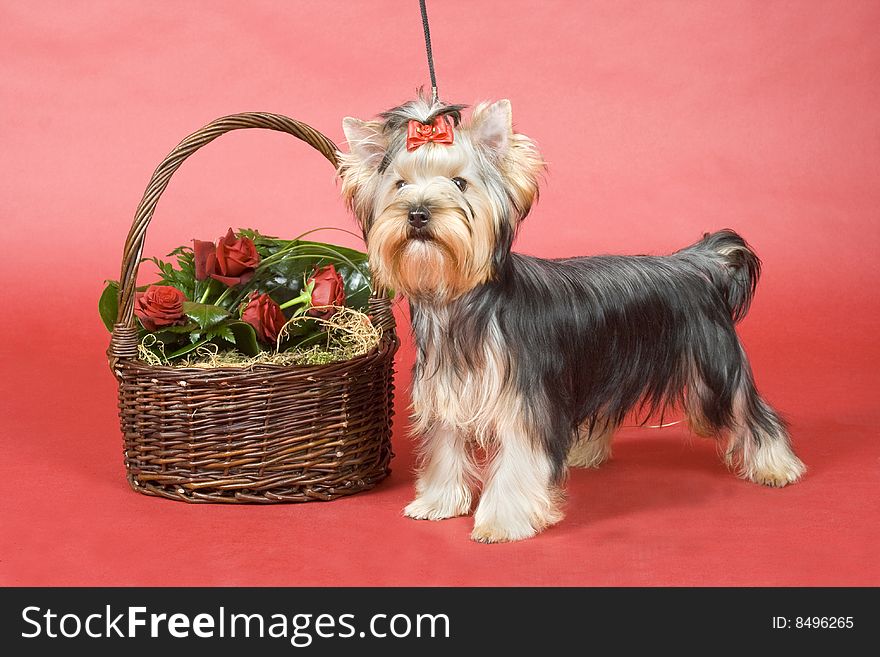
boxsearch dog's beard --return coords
[368,207,492,304]
[395,240,458,302]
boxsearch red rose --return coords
[193,239,217,280]
[241,293,287,343]
[307,264,346,319]
[194,228,260,286]
[134,285,187,331]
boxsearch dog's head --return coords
[339,96,544,304]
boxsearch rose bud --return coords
[134,285,187,332]
[193,228,260,286]
[242,292,287,343]
[193,238,217,281]
[214,228,260,285]
[307,264,346,319]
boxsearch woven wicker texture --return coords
[108,113,397,503]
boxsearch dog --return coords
[338,96,806,543]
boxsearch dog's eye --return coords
[395,180,407,190]
[451,177,468,192]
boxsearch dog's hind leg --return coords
[568,419,617,468]
[725,357,806,488]
[686,371,724,438]
[688,339,805,487]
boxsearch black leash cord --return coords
[419,0,438,103]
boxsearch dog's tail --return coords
[680,229,762,324]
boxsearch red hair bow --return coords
[406,116,454,151]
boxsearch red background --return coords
[1,1,877,586]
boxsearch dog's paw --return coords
[470,494,563,543]
[747,460,806,488]
[403,492,471,521]
[729,440,807,488]
[470,521,538,544]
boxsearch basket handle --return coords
[108,112,393,363]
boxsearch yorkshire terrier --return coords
[339,97,805,543]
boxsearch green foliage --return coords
[182,302,230,329]
[243,239,373,311]
[165,338,209,360]
[99,280,161,332]
[146,246,198,301]
[99,281,119,331]
[155,322,198,334]
[105,228,382,362]
[227,321,261,356]
[236,228,276,240]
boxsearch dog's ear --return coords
[339,118,386,234]
[342,117,386,168]
[470,100,513,157]
[471,100,545,221]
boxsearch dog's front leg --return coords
[404,423,476,521]
[471,415,564,543]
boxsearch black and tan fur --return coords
[339,96,805,543]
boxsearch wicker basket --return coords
[106,113,397,503]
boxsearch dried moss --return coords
[137,306,381,368]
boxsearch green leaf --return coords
[150,326,195,348]
[237,227,277,241]
[280,316,319,340]
[98,281,119,331]
[156,321,198,334]
[182,302,230,329]
[145,254,196,301]
[167,245,193,258]
[290,323,329,349]
[177,256,195,282]
[166,338,209,360]
[206,323,235,343]
[227,321,261,356]
[243,239,373,311]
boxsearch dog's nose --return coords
[407,208,430,229]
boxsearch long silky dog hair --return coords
[339,96,805,542]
